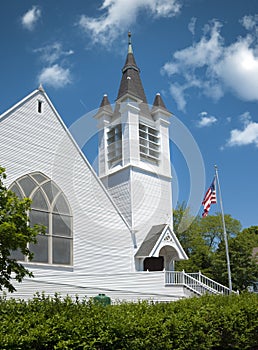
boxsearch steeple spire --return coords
[116,32,148,104]
[128,31,133,54]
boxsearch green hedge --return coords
[0,293,257,349]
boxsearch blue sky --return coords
[0,0,258,229]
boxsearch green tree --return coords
[0,167,44,292]
[212,227,258,290]
[174,203,213,276]
[173,204,258,290]
[241,226,258,246]
[199,213,241,251]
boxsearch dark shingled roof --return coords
[152,93,168,112]
[135,224,167,257]
[99,94,113,114]
[116,34,148,104]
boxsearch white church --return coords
[0,34,231,301]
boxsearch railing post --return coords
[182,270,185,285]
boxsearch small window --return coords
[107,124,122,168]
[37,100,43,113]
[139,122,159,163]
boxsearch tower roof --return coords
[152,93,169,112]
[153,93,166,109]
[116,32,148,103]
[99,94,113,113]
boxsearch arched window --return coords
[9,172,72,266]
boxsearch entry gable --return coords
[135,224,188,260]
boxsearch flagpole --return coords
[214,165,232,293]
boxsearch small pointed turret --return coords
[116,32,148,104]
[99,94,113,114]
[152,93,169,112]
[94,93,113,120]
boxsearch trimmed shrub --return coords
[0,293,257,349]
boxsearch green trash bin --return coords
[93,293,111,306]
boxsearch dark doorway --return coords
[144,257,164,271]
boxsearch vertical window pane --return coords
[30,235,48,263]
[30,210,49,233]
[53,213,71,236]
[53,237,71,265]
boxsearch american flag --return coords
[202,177,217,217]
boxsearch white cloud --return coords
[34,43,74,89]
[78,0,181,45]
[188,17,197,36]
[38,64,72,88]
[21,6,41,31]
[227,112,258,147]
[170,21,223,71]
[239,111,252,126]
[214,38,258,101]
[169,83,187,111]
[34,42,74,65]
[197,112,217,127]
[240,14,258,31]
[162,18,258,110]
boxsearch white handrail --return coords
[187,272,236,294]
[165,271,237,295]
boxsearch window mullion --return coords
[49,211,53,264]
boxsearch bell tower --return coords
[94,33,187,268]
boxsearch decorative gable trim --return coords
[135,224,188,260]
[162,229,174,243]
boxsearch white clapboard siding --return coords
[0,89,193,302]
[132,169,172,244]
[9,271,191,302]
[0,89,133,275]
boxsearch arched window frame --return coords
[9,172,73,266]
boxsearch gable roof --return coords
[0,86,132,234]
[135,224,188,260]
[136,224,166,257]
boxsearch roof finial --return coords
[38,83,44,92]
[128,31,133,54]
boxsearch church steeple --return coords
[116,32,148,104]
[95,31,174,252]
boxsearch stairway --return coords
[165,271,237,296]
